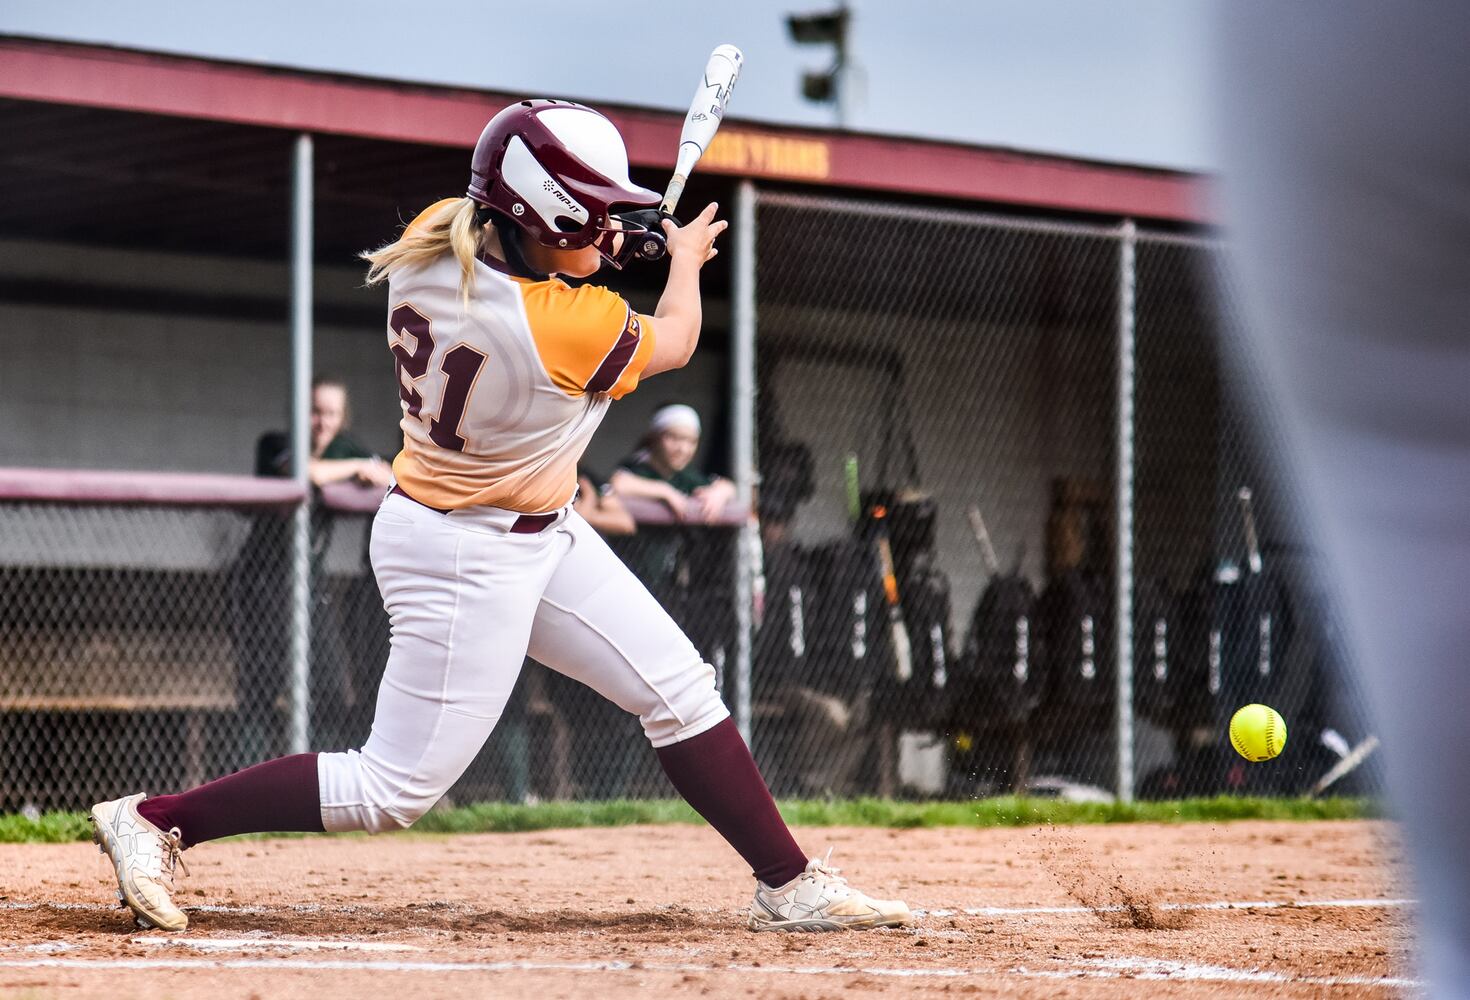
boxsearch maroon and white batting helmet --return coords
[467,100,660,256]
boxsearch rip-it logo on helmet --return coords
[541,178,581,216]
[500,135,592,231]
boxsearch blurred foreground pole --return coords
[1114,220,1137,803]
[730,179,758,746]
[288,133,314,756]
[1219,5,1470,992]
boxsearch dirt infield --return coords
[0,819,1410,998]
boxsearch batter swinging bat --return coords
[661,44,744,217]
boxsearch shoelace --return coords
[159,827,189,886]
[804,847,847,886]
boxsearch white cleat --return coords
[90,793,189,931]
[748,852,913,932]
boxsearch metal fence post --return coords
[1115,219,1138,802]
[731,179,758,747]
[288,133,314,756]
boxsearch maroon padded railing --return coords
[0,467,306,507]
[0,468,750,524]
[617,495,747,527]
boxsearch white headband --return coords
[649,404,701,436]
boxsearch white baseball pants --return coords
[316,491,729,833]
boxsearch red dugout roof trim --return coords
[0,38,1207,223]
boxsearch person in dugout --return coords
[256,376,396,490]
[235,377,396,759]
[611,404,736,523]
[610,403,738,652]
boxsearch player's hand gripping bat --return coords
[613,45,743,265]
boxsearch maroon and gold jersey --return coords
[386,203,656,513]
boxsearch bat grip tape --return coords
[660,175,688,217]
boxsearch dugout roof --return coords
[0,38,1206,265]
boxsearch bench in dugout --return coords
[0,468,303,812]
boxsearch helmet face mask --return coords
[596,210,669,270]
[468,100,661,265]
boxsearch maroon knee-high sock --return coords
[656,718,808,887]
[137,753,324,848]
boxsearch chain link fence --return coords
[0,484,744,811]
[0,189,1381,812]
[751,193,1122,800]
[0,493,291,812]
[746,191,1377,802]
[1131,235,1378,799]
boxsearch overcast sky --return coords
[2,0,1218,171]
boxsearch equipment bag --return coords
[1036,569,1114,718]
[1132,575,1179,725]
[795,539,897,700]
[952,572,1039,728]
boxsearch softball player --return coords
[89,99,911,934]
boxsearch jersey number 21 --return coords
[388,303,487,452]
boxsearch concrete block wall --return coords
[0,238,724,478]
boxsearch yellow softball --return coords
[1229,704,1287,762]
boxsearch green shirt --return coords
[617,454,711,495]
[253,430,379,570]
[256,431,375,477]
[613,454,714,599]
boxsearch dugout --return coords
[0,37,1371,807]
[0,38,1197,481]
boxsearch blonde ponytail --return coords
[361,197,484,304]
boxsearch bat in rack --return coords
[661,44,744,218]
[966,504,1001,577]
[846,454,914,682]
[874,532,914,682]
[1237,486,1263,575]
[1309,734,1380,797]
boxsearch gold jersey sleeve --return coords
[520,280,657,399]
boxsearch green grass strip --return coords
[0,811,94,844]
[0,796,1379,844]
[777,795,1381,829]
